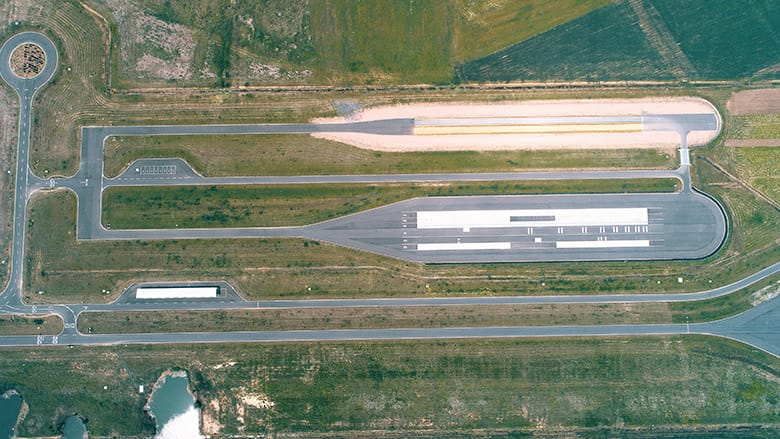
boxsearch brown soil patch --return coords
[10,43,45,78]
[725,139,780,147]
[727,89,780,115]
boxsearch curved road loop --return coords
[0,32,777,357]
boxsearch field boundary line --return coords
[628,0,696,78]
[700,157,780,211]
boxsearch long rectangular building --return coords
[135,287,219,299]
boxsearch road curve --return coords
[0,32,58,307]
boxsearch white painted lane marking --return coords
[417,242,511,251]
[556,240,650,249]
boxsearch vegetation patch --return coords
[103,134,675,178]
[0,314,62,336]
[77,302,673,334]
[670,273,780,323]
[452,0,613,63]
[10,43,46,78]
[457,1,668,82]
[2,338,778,436]
[101,179,679,229]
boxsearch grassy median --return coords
[101,178,680,229]
[0,314,62,336]
[669,272,780,323]
[77,302,673,334]
[102,134,676,178]
[76,271,780,335]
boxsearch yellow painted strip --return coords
[414,123,643,136]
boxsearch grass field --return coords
[2,337,778,436]
[458,0,780,82]
[103,134,675,178]
[452,0,613,63]
[309,0,454,83]
[736,148,780,205]
[0,73,17,288]
[456,1,669,82]
[78,302,673,334]
[669,272,780,323]
[95,0,611,86]
[0,314,62,336]
[101,179,679,229]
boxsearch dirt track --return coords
[727,89,780,115]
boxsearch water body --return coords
[61,416,87,439]
[147,372,203,439]
[0,391,23,439]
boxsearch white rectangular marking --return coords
[136,287,219,299]
[417,242,511,251]
[555,240,650,249]
[417,208,647,229]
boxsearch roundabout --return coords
[0,31,58,92]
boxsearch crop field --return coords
[101,179,679,229]
[729,114,780,140]
[456,1,669,82]
[452,0,613,63]
[651,0,780,79]
[26,181,779,304]
[2,337,778,436]
[103,134,675,178]
[458,0,780,82]
[735,148,780,205]
[708,112,780,205]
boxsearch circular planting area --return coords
[10,43,46,78]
